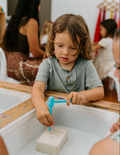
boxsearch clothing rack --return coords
[97,0,119,12]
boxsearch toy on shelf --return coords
[0,6,3,12]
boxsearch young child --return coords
[110,27,120,133]
[32,14,104,127]
[93,19,117,80]
[40,20,53,46]
[89,28,120,155]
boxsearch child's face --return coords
[54,30,79,70]
[112,39,120,82]
[100,25,107,38]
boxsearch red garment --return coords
[94,9,102,42]
[94,9,102,57]
[102,8,106,21]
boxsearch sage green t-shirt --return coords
[35,57,103,93]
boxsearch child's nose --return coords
[63,48,69,55]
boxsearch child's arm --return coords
[66,86,104,106]
[32,81,54,126]
[89,137,119,155]
[94,43,103,51]
[93,42,98,46]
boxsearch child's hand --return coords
[66,92,86,106]
[110,119,120,133]
[36,104,54,126]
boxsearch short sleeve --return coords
[35,59,50,84]
[85,61,103,89]
[98,38,108,48]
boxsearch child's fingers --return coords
[66,93,73,106]
[76,96,81,105]
[110,127,114,133]
[47,114,54,125]
[110,123,120,133]
[50,122,54,127]
[71,94,77,104]
[42,116,52,126]
[113,123,120,131]
[117,119,120,126]
[79,97,84,105]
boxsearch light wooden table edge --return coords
[0,81,119,129]
[0,81,119,113]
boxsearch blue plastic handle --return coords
[48,96,72,131]
[54,100,67,103]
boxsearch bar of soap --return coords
[36,127,68,155]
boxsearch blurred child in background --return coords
[40,20,53,46]
[93,19,117,80]
[90,28,120,155]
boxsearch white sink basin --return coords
[0,88,31,113]
[0,101,119,155]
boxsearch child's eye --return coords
[117,67,120,70]
[71,47,76,50]
[58,44,63,47]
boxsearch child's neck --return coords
[107,35,112,39]
[58,60,77,71]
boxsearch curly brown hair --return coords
[46,14,94,60]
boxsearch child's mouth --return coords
[61,57,68,61]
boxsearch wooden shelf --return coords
[0,12,6,43]
[0,11,5,14]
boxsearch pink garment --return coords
[114,8,117,21]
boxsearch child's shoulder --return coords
[99,37,113,43]
[77,57,92,65]
[77,58,93,69]
[43,57,57,65]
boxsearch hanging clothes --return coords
[94,9,102,57]
[110,10,113,19]
[114,8,117,21]
[117,16,120,28]
[102,7,106,21]
[94,9,102,42]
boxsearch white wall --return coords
[0,0,7,15]
[51,0,119,41]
